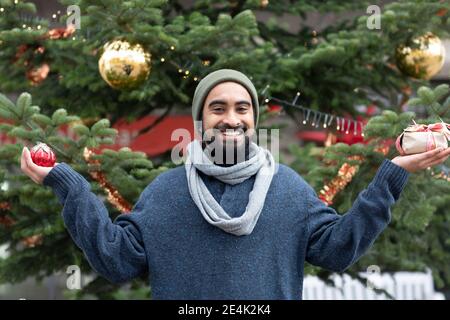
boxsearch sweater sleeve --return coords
[43,162,148,284]
[305,159,409,273]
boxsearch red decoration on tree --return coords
[30,142,56,167]
[436,8,448,17]
[268,104,282,113]
[13,25,75,86]
[26,63,50,86]
[21,234,43,248]
[83,147,133,213]
[47,25,76,40]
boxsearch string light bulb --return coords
[311,112,318,127]
[160,57,165,62]
[292,91,300,105]
[315,113,321,128]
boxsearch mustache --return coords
[213,123,247,132]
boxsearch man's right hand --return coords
[20,147,58,184]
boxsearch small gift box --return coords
[395,121,450,155]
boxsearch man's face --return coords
[201,81,255,150]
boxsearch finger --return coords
[21,147,40,183]
[441,147,450,156]
[425,155,449,169]
[20,147,27,171]
[418,147,445,161]
[422,148,450,167]
[20,147,35,176]
[23,146,38,170]
[27,169,41,184]
[426,160,445,169]
[25,148,40,172]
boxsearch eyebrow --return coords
[208,100,251,108]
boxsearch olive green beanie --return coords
[191,69,259,133]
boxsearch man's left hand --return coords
[391,147,450,173]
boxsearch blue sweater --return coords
[43,159,409,300]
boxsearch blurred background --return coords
[0,0,449,299]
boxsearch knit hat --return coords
[191,69,259,133]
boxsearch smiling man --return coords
[196,75,257,166]
[21,69,450,300]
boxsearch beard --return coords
[201,123,251,166]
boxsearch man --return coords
[21,69,450,299]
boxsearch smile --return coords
[221,130,243,137]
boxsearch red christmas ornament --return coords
[30,143,56,167]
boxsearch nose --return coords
[222,109,241,127]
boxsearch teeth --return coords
[222,131,242,136]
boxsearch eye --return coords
[237,106,249,112]
[212,107,224,112]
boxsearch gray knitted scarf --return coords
[185,139,276,236]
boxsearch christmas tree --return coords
[0,0,449,299]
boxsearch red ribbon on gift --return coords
[395,121,450,156]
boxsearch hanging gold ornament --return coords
[260,0,269,7]
[98,40,151,90]
[395,32,446,80]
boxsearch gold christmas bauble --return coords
[98,40,151,89]
[395,32,446,80]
